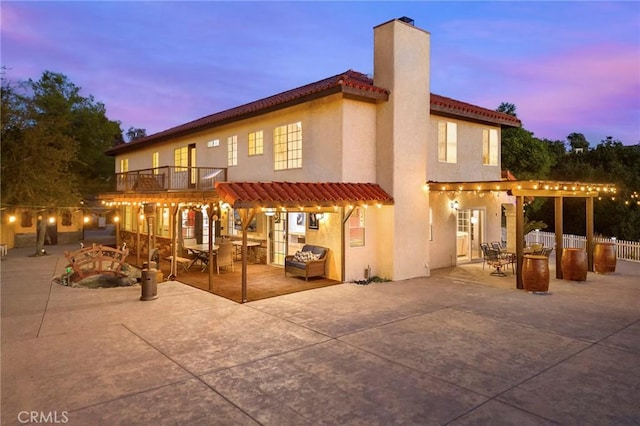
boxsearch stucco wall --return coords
[427,118,503,182]
[341,100,377,182]
[115,94,347,183]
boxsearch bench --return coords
[285,245,328,281]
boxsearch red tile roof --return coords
[215,182,394,209]
[108,70,520,155]
[431,94,521,127]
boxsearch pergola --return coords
[427,179,617,289]
[102,182,394,303]
[215,181,394,302]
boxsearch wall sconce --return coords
[316,212,325,221]
[83,216,90,224]
[450,200,459,211]
[48,216,56,224]
[8,215,16,224]
[113,216,120,223]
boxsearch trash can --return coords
[140,268,158,301]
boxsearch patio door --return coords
[457,209,485,263]
[269,213,286,265]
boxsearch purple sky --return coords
[2,2,639,146]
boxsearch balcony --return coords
[115,166,227,192]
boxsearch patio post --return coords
[555,197,564,279]
[207,203,216,291]
[586,197,594,271]
[515,195,524,289]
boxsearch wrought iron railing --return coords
[115,166,227,192]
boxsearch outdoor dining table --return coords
[183,244,219,271]
[232,240,261,263]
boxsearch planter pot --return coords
[561,248,587,281]
[522,255,549,292]
[594,242,616,274]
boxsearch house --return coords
[101,17,523,287]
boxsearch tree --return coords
[567,132,589,152]
[497,102,517,117]
[1,71,122,255]
[126,127,146,142]
[500,126,553,180]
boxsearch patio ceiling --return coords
[214,182,394,209]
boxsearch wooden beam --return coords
[586,197,594,271]
[555,197,563,279]
[239,208,257,303]
[516,195,524,289]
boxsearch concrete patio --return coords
[1,243,639,425]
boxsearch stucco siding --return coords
[427,117,502,182]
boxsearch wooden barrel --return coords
[561,248,587,281]
[594,242,616,274]
[522,255,550,292]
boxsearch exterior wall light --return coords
[9,215,16,223]
[450,200,459,211]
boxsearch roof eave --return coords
[106,85,388,156]
[431,105,521,128]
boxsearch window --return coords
[156,208,170,237]
[21,211,33,228]
[274,121,302,170]
[227,135,237,166]
[483,129,499,165]
[438,121,457,163]
[119,158,129,172]
[174,147,188,171]
[123,205,132,231]
[248,130,263,156]
[349,207,365,247]
[207,139,219,148]
[152,152,159,173]
[61,211,72,226]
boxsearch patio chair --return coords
[480,243,490,270]
[490,241,503,252]
[540,247,553,257]
[216,242,234,274]
[529,243,544,255]
[484,247,511,276]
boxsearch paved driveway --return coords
[2,244,639,425]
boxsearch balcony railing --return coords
[115,166,227,192]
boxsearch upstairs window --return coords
[483,129,499,166]
[248,130,263,156]
[174,147,188,171]
[228,135,238,166]
[274,122,302,170]
[152,151,159,173]
[119,158,129,172]
[438,121,457,163]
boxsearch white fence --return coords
[524,231,640,262]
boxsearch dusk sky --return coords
[2,1,639,146]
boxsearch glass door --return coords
[269,213,286,265]
[457,208,485,263]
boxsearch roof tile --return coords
[215,182,394,209]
